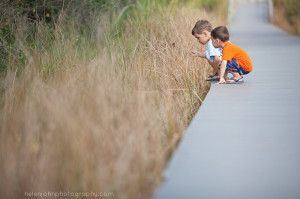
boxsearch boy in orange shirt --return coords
[211,26,252,84]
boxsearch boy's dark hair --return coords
[191,20,212,35]
[211,26,230,42]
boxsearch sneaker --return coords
[206,74,220,81]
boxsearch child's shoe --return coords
[206,74,220,81]
[226,77,244,84]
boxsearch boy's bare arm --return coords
[190,50,206,58]
[216,60,227,84]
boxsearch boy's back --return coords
[222,42,252,72]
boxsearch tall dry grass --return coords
[0,6,224,199]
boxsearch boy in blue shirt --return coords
[190,20,222,81]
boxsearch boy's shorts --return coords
[226,59,250,75]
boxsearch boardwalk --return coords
[152,1,300,199]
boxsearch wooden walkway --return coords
[152,1,300,199]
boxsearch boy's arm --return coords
[190,50,206,58]
[216,60,227,84]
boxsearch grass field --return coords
[0,1,226,198]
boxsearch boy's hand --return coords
[216,77,226,84]
[190,50,199,57]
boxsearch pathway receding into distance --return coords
[152,1,300,199]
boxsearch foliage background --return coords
[272,0,300,35]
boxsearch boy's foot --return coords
[226,77,244,84]
[206,74,220,81]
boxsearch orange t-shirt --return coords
[222,42,252,72]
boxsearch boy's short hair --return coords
[211,26,230,42]
[192,20,212,35]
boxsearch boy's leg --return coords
[226,59,246,79]
[206,59,220,81]
[225,59,245,83]
[231,72,242,79]
[207,57,219,76]
[207,59,217,76]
